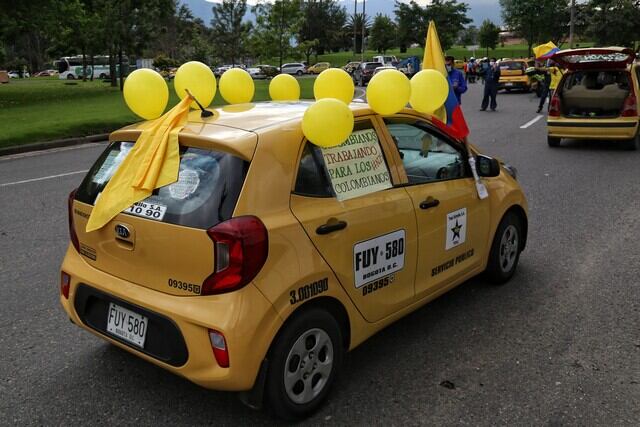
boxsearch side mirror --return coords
[476,155,500,177]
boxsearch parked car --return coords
[372,66,397,77]
[257,65,279,79]
[8,70,30,78]
[280,63,307,76]
[247,67,266,79]
[35,69,58,77]
[307,62,331,74]
[353,62,383,86]
[62,101,527,420]
[547,46,639,149]
[342,61,361,75]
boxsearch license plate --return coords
[124,200,167,221]
[505,82,514,86]
[106,303,148,348]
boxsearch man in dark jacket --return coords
[445,55,468,103]
[480,57,501,111]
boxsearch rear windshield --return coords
[75,142,248,229]
[365,63,381,70]
[500,61,525,71]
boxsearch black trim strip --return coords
[548,121,637,128]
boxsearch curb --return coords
[0,133,110,157]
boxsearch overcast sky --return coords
[189,0,502,26]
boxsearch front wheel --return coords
[485,212,523,284]
[296,70,303,76]
[547,136,561,147]
[265,308,343,421]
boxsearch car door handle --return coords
[316,220,347,235]
[420,198,440,210]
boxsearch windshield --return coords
[500,61,525,71]
[75,142,249,229]
[365,63,381,70]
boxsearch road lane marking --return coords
[520,115,544,129]
[0,170,89,187]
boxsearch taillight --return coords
[621,91,638,117]
[209,329,230,368]
[202,216,268,295]
[548,93,561,118]
[61,271,71,299]
[68,189,80,252]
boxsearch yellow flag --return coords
[533,41,559,60]
[86,95,192,232]
[422,20,447,77]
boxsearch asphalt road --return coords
[1,84,639,425]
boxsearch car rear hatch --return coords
[70,127,255,296]
[499,61,526,77]
[551,47,636,70]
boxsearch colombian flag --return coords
[422,21,469,140]
[533,41,560,60]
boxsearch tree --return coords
[394,0,471,51]
[500,0,570,55]
[582,0,640,47]
[458,25,478,47]
[344,13,371,54]
[369,14,397,54]
[298,0,347,58]
[251,0,302,68]
[478,19,500,57]
[211,0,252,65]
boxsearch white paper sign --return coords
[446,208,467,250]
[353,230,405,288]
[321,129,392,201]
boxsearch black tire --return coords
[265,308,343,421]
[99,73,107,79]
[547,136,561,147]
[296,70,303,76]
[485,212,523,284]
[623,131,639,151]
[66,74,75,80]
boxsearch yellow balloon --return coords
[219,68,255,104]
[409,69,449,114]
[269,74,300,101]
[366,69,411,115]
[123,69,168,120]
[314,68,354,105]
[174,61,216,109]
[302,98,354,148]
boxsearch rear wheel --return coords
[485,212,523,284]
[296,70,303,76]
[66,74,75,80]
[265,308,343,421]
[547,136,561,147]
[623,131,639,151]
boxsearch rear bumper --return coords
[60,245,283,391]
[499,79,529,89]
[547,119,638,139]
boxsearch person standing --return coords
[445,55,468,104]
[536,59,563,113]
[480,57,500,111]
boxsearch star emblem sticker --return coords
[451,220,462,240]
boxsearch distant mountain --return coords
[180,0,502,27]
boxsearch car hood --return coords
[551,47,635,70]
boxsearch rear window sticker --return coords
[321,129,392,201]
[353,229,405,288]
[168,169,200,200]
[446,208,467,250]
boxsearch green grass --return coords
[0,76,316,148]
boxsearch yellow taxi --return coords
[497,59,531,92]
[61,101,528,419]
[547,47,639,149]
[307,62,331,74]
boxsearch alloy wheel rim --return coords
[499,224,519,273]
[283,328,334,405]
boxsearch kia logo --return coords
[115,224,130,239]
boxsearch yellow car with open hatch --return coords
[61,101,528,420]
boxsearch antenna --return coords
[184,89,213,118]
